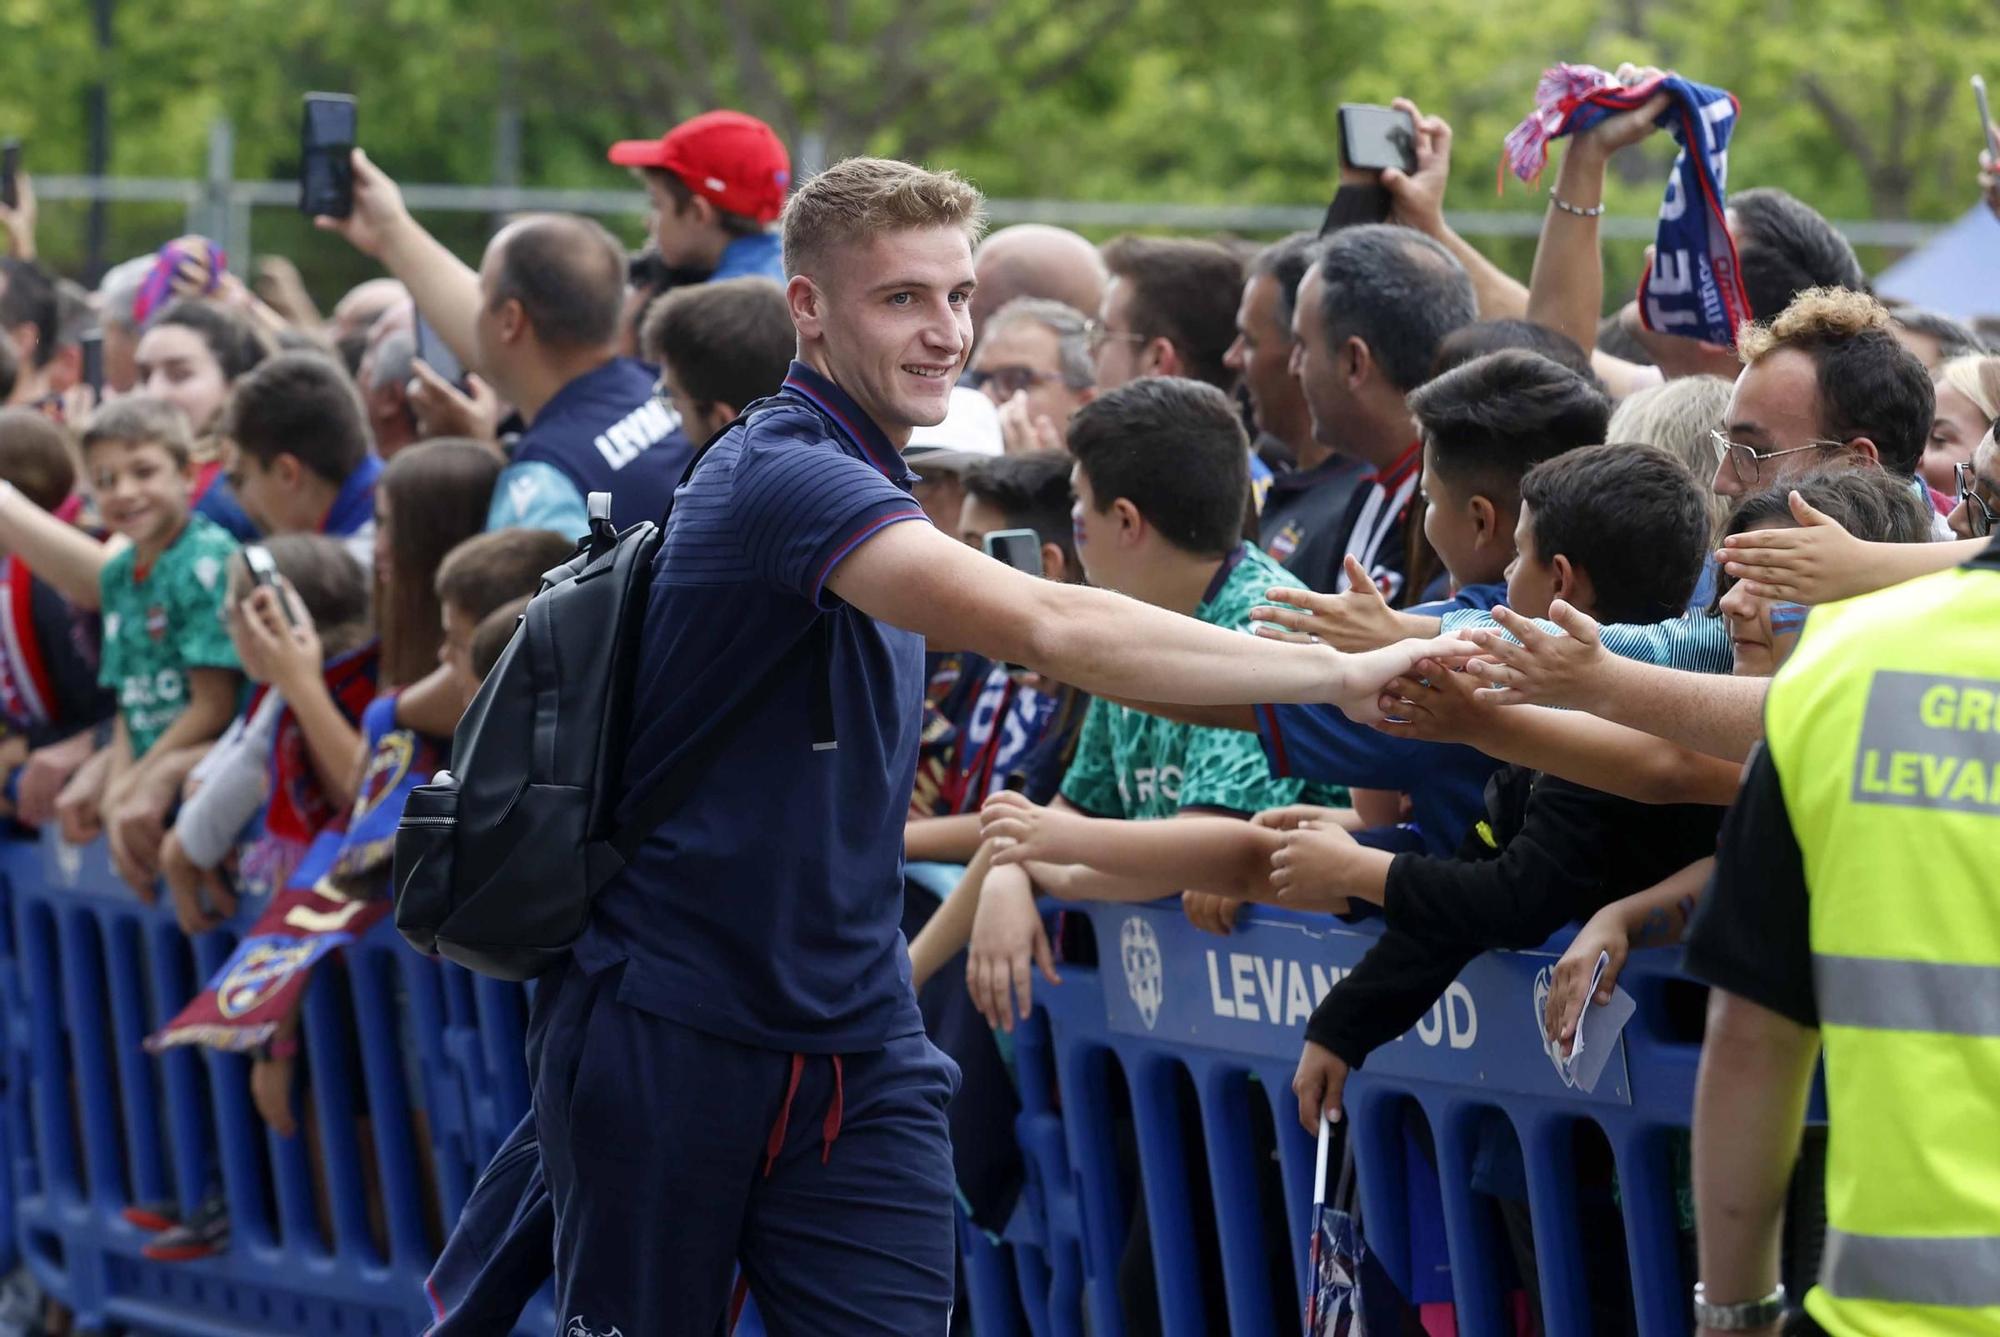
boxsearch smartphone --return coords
[299,93,357,218]
[1,139,19,212]
[414,313,467,389]
[79,331,103,395]
[983,528,1044,578]
[1338,104,1417,175]
[1976,75,1996,157]
[243,545,297,627]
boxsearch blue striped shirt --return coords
[1437,604,1733,674]
[573,361,933,1051]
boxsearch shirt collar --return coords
[1369,440,1422,488]
[780,360,917,485]
[713,232,784,282]
[319,453,383,538]
[1199,543,1254,608]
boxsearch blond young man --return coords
[526,156,1464,1335]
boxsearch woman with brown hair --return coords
[370,438,502,687]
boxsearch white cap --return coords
[903,385,1004,469]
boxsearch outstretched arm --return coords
[1718,491,1982,602]
[1375,665,1744,805]
[980,794,1281,902]
[0,482,119,609]
[1464,602,1768,762]
[315,149,482,375]
[828,520,1471,715]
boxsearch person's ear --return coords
[1468,495,1499,544]
[787,275,823,344]
[1844,436,1882,468]
[1144,337,1179,378]
[498,297,529,345]
[1039,541,1066,582]
[688,194,719,229]
[1549,552,1576,602]
[1342,336,1372,389]
[1111,497,1144,545]
[276,453,306,490]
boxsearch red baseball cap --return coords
[608,110,791,225]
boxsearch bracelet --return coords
[1692,1282,1786,1330]
[1550,193,1606,218]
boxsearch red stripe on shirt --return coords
[810,508,927,602]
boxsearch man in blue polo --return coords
[528,154,1471,1336]
[321,156,704,537]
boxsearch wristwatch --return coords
[1693,1282,1786,1330]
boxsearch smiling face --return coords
[134,324,230,434]
[1717,518,1805,678]
[1922,382,1992,495]
[86,436,192,553]
[1948,427,2000,540]
[790,226,974,444]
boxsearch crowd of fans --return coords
[0,61,1995,1337]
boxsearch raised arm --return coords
[1381,97,1528,321]
[315,149,482,375]
[0,482,119,609]
[827,520,1472,716]
[1525,87,1668,356]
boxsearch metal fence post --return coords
[204,117,241,270]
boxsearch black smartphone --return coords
[79,331,103,395]
[414,313,466,389]
[243,545,298,627]
[1,139,19,212]
[299,93,357,218]
[983,528,1044,578]
[1338,104,1417,175]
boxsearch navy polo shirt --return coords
[571,360,932,1053]
[488,356,690,536]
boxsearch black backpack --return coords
[392,405,822,981]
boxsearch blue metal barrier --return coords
[1006,899,1709,1337]
[0,833,554,1336]
[5,828,1728,1336]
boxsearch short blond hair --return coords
[780,157,987,278]
[1736,286,1892,364]
[1937,353,2000,425]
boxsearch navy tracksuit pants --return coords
[527,960,960,1336]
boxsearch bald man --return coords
[321,153,692,535]
[971,223,1107,344]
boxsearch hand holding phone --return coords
[243,546,298,628]
[299,93,357,218]
[0,139,19,212]
[1338,105,1418,176]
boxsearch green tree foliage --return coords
[3,0,1994,302]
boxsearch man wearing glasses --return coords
[1951,445,1999,541]
[965,297,1096,454]
[1708,287,1953,539]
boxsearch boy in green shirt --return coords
[966,377,1345,1029]
[82,397,241,893]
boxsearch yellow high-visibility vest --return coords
[1762,546,2000,1336]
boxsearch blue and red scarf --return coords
[1506,64,1752,347]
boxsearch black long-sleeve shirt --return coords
[1305,766,1721,1066]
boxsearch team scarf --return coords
[148,692,442,1054]
[234,644,382,902]
[0,558,57,731]
[1504,63,1752,348]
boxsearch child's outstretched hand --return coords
[981,791,1093,867]
[1269,819,1356,915]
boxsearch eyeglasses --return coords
[966,365,1058,398]
[1708,429,1851,487]
[1957,460,1998,538]
[1084,319,1148,356]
